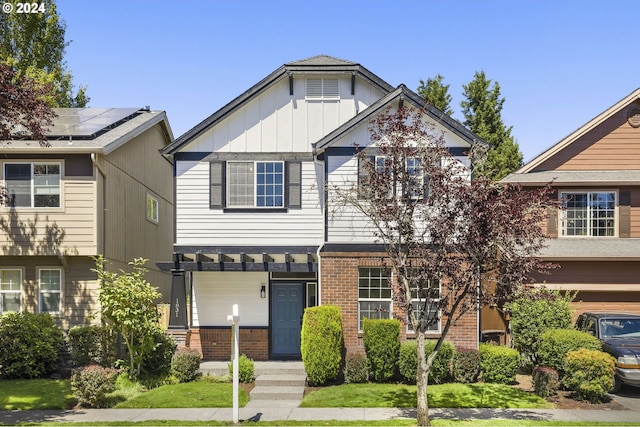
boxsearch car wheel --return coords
[612,375,623,393]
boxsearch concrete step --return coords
[255,374,306,387]
[249,385,305,401]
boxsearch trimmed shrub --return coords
[301,305,343,385]
[399,340,454,384]
[532,366,560,397]
[363,318,400,382]
[453,348,481,384]
[343,352,368,384]
[563,348,616,403]
[140,330,176,381]
[67,325,119,368]
[538,329,601,376]
[506,288,576,366]
[479,344,520,384]
[71,365,119,408]
[171,347,202,383]
[229,353,255,383]
[0,312,64,379]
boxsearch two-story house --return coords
[0,107,175,330]
[503,88,640,316]
[159,56,483,361]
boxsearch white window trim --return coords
[357,267,392,332]
[559,189,618,238]
[37,267,63,315]
[226,160,285,208]
[0,267,23,313]
[2,161,63,210]
[146,193,159,224]
[407,279,442,334]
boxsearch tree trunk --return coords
[416,332,430,426]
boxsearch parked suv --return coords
[576,312,640,392]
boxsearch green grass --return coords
[300,382,554,409]
[0,378,75,410]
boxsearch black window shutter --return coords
[287,161,302,209]
[357,156,374,199]
[210,161,226,209]
[547,190,558,237]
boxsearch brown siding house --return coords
[0,108,175,330]
[502,88,640,318]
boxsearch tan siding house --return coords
[503,88,640,319]
[0,108,174,330]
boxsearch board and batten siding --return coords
[191,271,269,327]
[175,160,323,246]
[179,75,387,154]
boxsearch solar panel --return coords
[49,108,141,137]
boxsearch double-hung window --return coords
[358,267,391,330]
[4,162,61,208]
[373,156,424,200]
[227,161,284,208]
[561,191,616,237]
[39,268,62,314]
[407,277,440,333]
[0,269,21,313]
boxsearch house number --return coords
[174,298,180,318]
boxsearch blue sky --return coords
[57,0,638,162]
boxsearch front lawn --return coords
[0,379,75,410]
[300,382,554,409]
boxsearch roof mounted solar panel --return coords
[48,108,141,139]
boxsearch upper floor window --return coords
[374,156,425,200]
[4,162,60,208]
[146,194,159,223]
[39,268,61,314]
[227,161,284,208]
[0,269,21,313]
[561,191,616,237]
[358,267,391,331]
[306,78,339,100]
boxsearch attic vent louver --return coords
[628,107,640,128]
[306,78,339,99]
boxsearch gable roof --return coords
[0,108,174,154]
[515,87,640,173]
[313,84,485,153]
[161,55,396,155]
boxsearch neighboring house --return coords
[0,108,175,330]
[159,55,484,361]
[503,88,640,317]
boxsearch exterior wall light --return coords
[260,284,266,299]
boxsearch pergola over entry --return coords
[156,246,319,330]
[157,245,319,273]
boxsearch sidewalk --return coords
[1,406,639,424]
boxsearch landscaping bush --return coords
[301,305,343,385]
[343,352,368,384]
[0,312,64,379]
[538,328,601,376]
[506,288,576,367]
[67,324,119,367]
[479,343,520,384]
[399,340,454,384]
[229,353,255,383]
[71,364,119,408]
[363,318,400,382]
[140,330,176,381]
[453,348,481,384]
[563,348,616,403]
[532,366,560,397]
[171,347,202,383]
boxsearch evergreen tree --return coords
[0,0,88,107]
[461,71,522,180]
[417,74,453,115]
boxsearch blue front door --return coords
[271,283,303,358]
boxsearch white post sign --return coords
[227,304,240,423]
